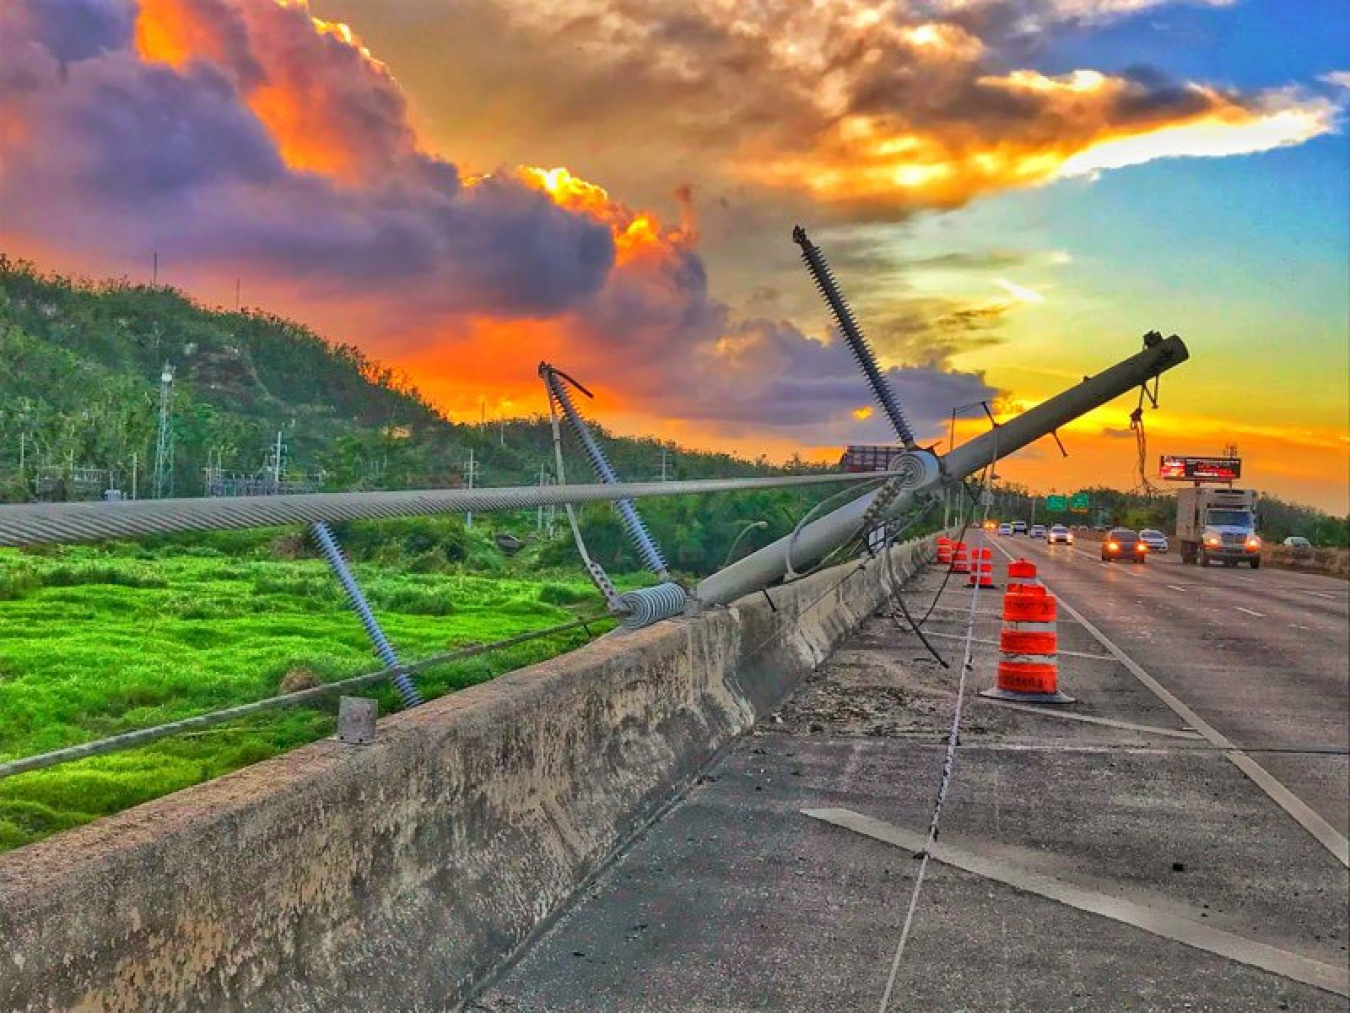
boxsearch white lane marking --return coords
[988,539,1350,869]
[1235,606,1265,618]
[1305,591,1339,600]
[973,697,1204,739]
[803,808,1350,997]
[1165,585,1192,592]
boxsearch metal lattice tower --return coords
[539,363,671,580]
[792,226,918,450]
[152,363,175,499]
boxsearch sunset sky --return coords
[2,0,1346,510]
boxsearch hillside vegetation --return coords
[0,257,797,501]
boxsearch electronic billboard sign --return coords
[1159,455,1241,482]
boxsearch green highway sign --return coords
[1069,492,1090,512]
[1046,495,1067,512]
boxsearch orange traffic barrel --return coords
[951,541,971,574]
[936,536,952,566]
[1007,558,1037,591]
[966,547,995,588]
[981,583,1074,704]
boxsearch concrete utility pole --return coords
[271,431,284,493]
[465,449,476,529]
[152,363,174,499]
[536,462,547,533]
[695,335,1189,607]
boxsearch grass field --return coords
[0,535,617,852]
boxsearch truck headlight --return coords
[1205,535,1220,546]
[1245,537,1261,550]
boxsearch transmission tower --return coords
[152,363,175,499]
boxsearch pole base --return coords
[979,686,1076,705]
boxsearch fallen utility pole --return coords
[695,334,1189,607]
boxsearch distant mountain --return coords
[0,257,797,503]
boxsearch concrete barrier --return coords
[0,537,932,1012]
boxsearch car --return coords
[982,519,998,532]
[997,523,1013,536]
[1101,527,1148,563]
[1046,524,1073,544]
[1283,535,1312,558]
[1139,528,1169,553]
[1011,520,1028,535]
[1029,524,1046,539]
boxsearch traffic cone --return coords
[936,536,953,566]
[979,584,1074,704]
[951,541,971,574]
[1007,558,1038,591]
[966,546,995,588]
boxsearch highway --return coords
[1002,534,1350,840]
[476,537,1350,1011]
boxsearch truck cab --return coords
[1175,487,1261,568]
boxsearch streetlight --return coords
[722,520,769,568]
[946,399,995,528]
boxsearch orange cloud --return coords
[514,166,689,263]
[135,0,416,182]
[742,75,1336,210]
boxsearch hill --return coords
[0,257,796,504]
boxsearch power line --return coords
[0,471,883,548]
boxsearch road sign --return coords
[1046,494,1067,512]
[1069,492,1090,512]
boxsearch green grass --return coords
[0,543,619,852]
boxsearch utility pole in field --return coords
[465,449,477,528]
[152,363,175,499]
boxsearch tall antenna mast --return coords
[152,362,175,498]
[539,363,670,580]
[792,226,917,450]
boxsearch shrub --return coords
[537,581,595,606]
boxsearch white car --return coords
[1029,524,1047,539]
[997,523,1013,536]
[1139,528,1169,553]
[1046,524,1073,544]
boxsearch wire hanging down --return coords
[793,225,917,450]
[540,362,671,580]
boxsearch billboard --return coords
[1159,455,1242,482]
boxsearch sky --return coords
[1,0,1346,511]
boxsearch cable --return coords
[915,476,982,628]
[0,471,885,548]
[0,615,607,781]
[877,470,994,1013]
[870,499,950,669]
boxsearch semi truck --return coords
[1175,486,1261,567]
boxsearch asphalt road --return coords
[1000,535,1350,838]
[474,546,1350,1012]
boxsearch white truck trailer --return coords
[1175,486,1261,567]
